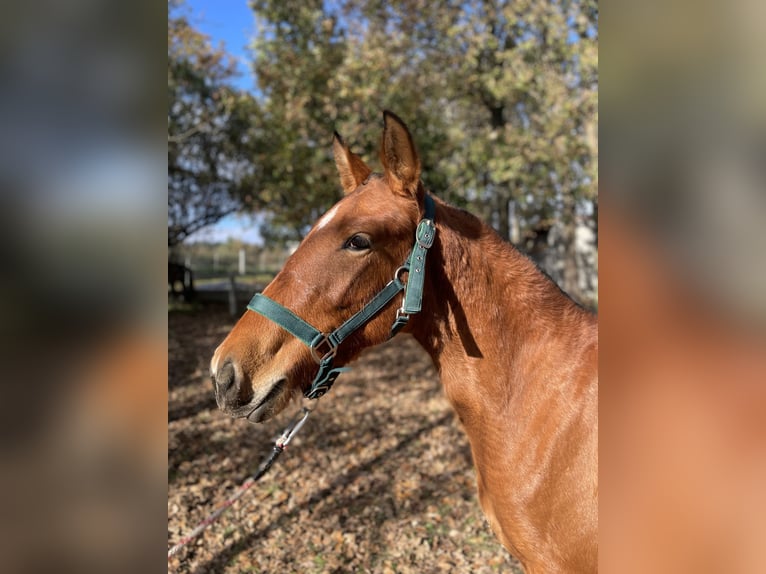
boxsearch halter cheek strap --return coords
[247,194,436,399]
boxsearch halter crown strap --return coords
[247,194,436,399]
[391,195,436,334]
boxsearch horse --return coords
[211,111,598,572]
[168,261,194,300]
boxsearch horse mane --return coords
[432,196,589,322]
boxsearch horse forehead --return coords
[313,186,392,231]
[314,203,341,232]
[314,190,368,228]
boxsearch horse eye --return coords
[344,234,372,251]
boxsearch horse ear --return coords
[380,110,422,200]
[333,132,372,195]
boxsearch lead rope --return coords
[168,403,316,560]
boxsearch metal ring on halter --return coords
[309,334,337,364]
[394,265,409,283]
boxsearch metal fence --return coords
[170,243,293,280]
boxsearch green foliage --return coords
[241,0,597,250]
[167,1,259,247]
[239,0,350,241]
[169,0,598,297]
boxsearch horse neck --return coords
[409,200,595,424]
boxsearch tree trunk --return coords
[560,193,582,301]
[496,192,510,241]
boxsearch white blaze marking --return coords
[314,204,340,232]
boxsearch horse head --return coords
[211,112,429,422]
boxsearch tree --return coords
[167,0,258,247]
[237,0,349,243]
[335,1,597,299]
[228,0,598,298]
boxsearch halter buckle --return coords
[309,334,337,364]
[416,219,436,249]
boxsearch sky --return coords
[190,212,265,244]
[185,0,255,92]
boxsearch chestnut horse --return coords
[211,112,598,572]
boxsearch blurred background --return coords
[1,0,165,572]
[600,0,766,571]
[168,3,597,571]
[0,0,763,571]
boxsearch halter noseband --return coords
[247,195,436,399]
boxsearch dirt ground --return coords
[168,304,522,573]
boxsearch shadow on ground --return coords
[168,304,521,573]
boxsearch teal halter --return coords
[247,195,436,399]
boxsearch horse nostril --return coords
[215,361,237,394]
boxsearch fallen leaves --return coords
[168,305,522,573]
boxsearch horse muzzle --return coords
[212,357,290,423]
[212,360,253,415]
